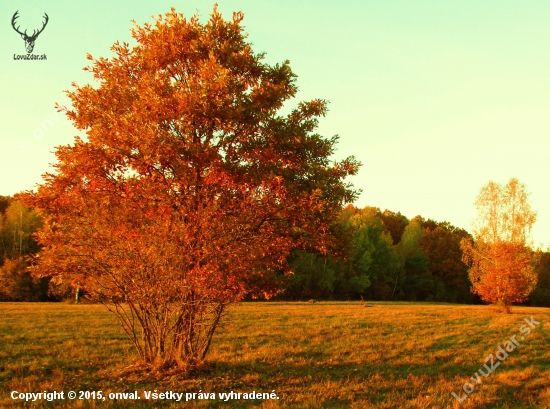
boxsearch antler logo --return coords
[11,11,49,54]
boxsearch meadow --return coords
[1,302,549,408]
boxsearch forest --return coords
[2,194,548,306]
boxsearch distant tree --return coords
[346,207,400,300]
[461,178,537,313]
[23,8,360,371]
[0,257,50,302]
[0,200,42,261]
[380,210,409,245]
[0,196,10,216]
[0,200,46,302]
[398,217,433,301]
[286,250,338,300]
[399,217,424,257]
[285,206,401,300]
[420,220,472,302]
[530,250,550,307]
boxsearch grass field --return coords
[1,302,549,408]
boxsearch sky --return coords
[1,1,549,247]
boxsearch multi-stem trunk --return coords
[109,295,227,371]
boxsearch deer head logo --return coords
[11,11,49,54]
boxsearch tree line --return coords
[2,195,548,306]
[284,204,549,306]
[286,205,476,303]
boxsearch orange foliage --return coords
[22,7,359,370]
[461,178,537,312]
[462,240,537,311]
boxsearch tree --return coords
[0,196,10,215]
[285,250,338,300]
[0,200,42,261]
[463,242,537,311]
[471,178,537,245]
[380,209,409,245]
[0,257,51,302]
[420,220,472,302]
[530,250,550,307]
[345,207,400,301]
[0,199,47,302]
[23,7,360,371]
[398,217,433,301]
[284,206,402,301]
[461,178,537,312]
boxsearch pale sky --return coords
[1,1,549,247]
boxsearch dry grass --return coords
[1,302,549,408]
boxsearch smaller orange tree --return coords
[461,178,537,312]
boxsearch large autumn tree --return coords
[24,8,360,370]
[461,178,537,313]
